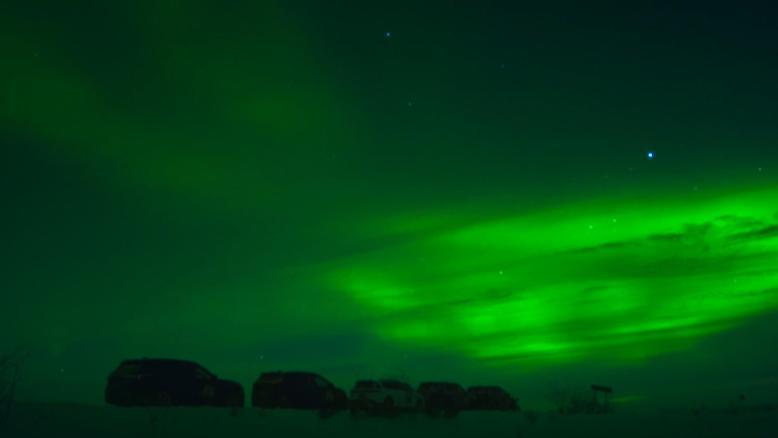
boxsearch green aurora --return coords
[2,1,778,407]
[328,187,778,367]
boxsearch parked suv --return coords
[417,381,467,416]
[252,371,347,410]
[466,386,519,411]
[350,379,424,414]
[105,358,244,407]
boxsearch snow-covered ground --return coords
[2,403,776,438]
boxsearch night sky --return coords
[2,1,778,408]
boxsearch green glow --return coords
[2,1,777,405]
[329,187,778,367]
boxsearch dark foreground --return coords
[2,402,776,438]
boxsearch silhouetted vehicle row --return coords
[105,358,520,416]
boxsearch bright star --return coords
[647,151,655,160]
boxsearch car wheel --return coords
[321,391,335,410]
[227,392,243,408]
[382,397,395,415]
[444,408,459,418]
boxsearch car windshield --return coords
[314,376,331,388]
[112,363,141,377]
[193,366,214,380]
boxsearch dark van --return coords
[105,358,244,407]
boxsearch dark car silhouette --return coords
[252,371,347,410]
[466,386,519,411]
[105,358,244,407]
[417,381,467,416]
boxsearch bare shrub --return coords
[548,382,574,415]
[0,348,27,426]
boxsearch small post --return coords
[590,385,613,413]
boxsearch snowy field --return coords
[2,403,777,438]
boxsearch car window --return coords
[355,380,379,389]
[382,380,410,391]
[419,383,435,391]
[314,377,330,388]
[260,373,284,383]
